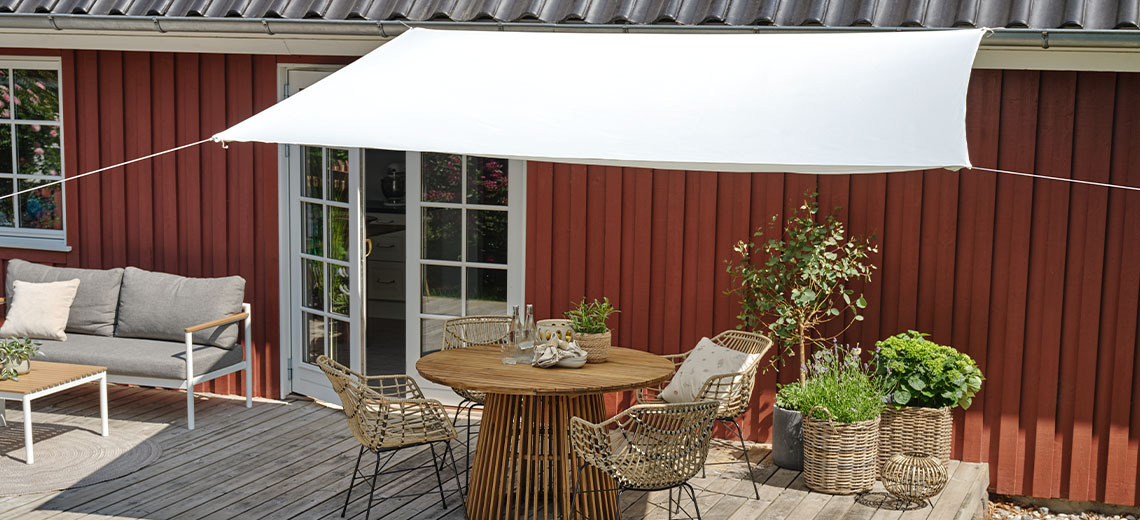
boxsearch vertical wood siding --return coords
[0,49,282,399]
[526,69,1140,506]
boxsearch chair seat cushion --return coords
[660,337,761,403]
[6,259,124,337]
[35,334,244,380]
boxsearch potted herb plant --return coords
[726,194,877,470]
[872,331,984,472]
[0,337,41,381]
[796,341,885,494]
[564,297,619,363]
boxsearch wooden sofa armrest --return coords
[185,312,250,333]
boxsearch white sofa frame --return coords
[98,303,253,430]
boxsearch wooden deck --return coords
[0,384,989,519]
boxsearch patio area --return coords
[0,383,988,519]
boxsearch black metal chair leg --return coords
[570,462,588,520]
[668,487,675,520]
[684,483,702,520]
[429,442,449,508]
[465,402,475,490]
[341,445,365,518]
[616,489,625,520]
[725,418,760,499]
[365,449,382,520]
[445,440,466,505]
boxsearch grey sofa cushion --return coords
[116,267,246,348]
[36,334,244,380]
[5,259,124,337]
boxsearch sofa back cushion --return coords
[5,259,124,336]
[116,267,246,348]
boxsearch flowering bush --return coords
[872,331,983,410]
[784,341,885,423]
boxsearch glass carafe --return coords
[502,305,522,365]
[516,304,536,363]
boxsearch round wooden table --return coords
[417,345,674,520]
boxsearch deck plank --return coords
[1,384,990,520]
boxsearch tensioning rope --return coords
[0,137,212,202]
[0,139,1136,204]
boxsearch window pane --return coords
[13,69,59,121]
[421,264,461,315]
[18,179,61,230]
[328,206,349,261]
[302,202,323,256]
[303,312,325,364]
[467,210,508,264]
[466,156,508,206]
[330,318,350,365]
[0,124,10,173]
[302,146,322,199]
[327,148,349,203]
[0,70,9,119]
[421,207,461,261]
[467,268,507,315]
[329,263,350,317]
[0,178,13,227]
[303,259,324,311]
[421,318,446,356]
[16,123,61,176]
[422,152,461,203]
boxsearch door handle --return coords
[365,239,373,257]
[378,280,397,284]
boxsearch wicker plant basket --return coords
[878,406,952,475]
[881,451,949,503]
[575,330,611,363]
[803,406,881,495]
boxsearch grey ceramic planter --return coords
[773,405,804,471]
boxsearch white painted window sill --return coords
[0,237,72,252]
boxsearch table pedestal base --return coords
[467,393,618,520]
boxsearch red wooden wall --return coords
[526,69,1140,506]
[0,49,283,399]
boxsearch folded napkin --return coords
[531,337,588,368]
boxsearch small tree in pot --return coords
[565,297,619,363]
[726,194,877,470]
[872,331,983,472]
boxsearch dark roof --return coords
[0,0,1136,31]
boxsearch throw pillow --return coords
[660,337,762,403]
[0,279,82,341]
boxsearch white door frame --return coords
[406,154,527,401]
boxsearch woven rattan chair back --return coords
[570,401,719,491]
[441,315,511,403]
[705,329,773,419]
[316,355,455,452]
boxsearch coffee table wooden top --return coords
[0,361,106,395]
[417,345,674,396]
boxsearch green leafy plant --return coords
[793,341,885,423]
[872,331,984,410]
[0,337,40,381]
[726,193,877,384]
[564,297,619,334]
[775,380,808,411]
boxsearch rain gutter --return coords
[0,13,1137,49]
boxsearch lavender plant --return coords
[781,340,885,423]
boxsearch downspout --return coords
[0,13,1137,49]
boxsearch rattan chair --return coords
[316,356,463,520]
[441,315,512,486]
[635,330,774,499]
[569,401,719,520]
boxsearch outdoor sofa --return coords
[1,259,252,429]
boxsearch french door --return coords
[284,69,363,403]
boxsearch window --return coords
[0,59,65,249]
[415,153,522,355]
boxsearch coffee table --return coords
[0,361,108,464]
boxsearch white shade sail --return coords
[214,28,984,173]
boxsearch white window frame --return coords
[407,152,526,395]
[0,57,68,252]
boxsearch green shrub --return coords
[564,297,619,334]
[792,341,885,423]
[872,331,984,410]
